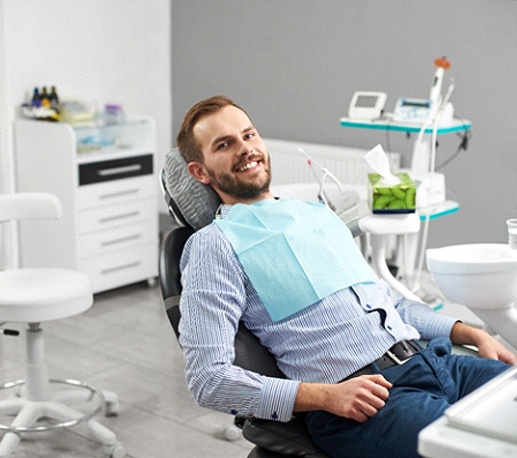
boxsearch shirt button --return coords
[271,412,278,420]
[366,304,372,309]
[387,325,392,330]
[230,409,238,415]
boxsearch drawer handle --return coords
[99,189,140,200]
[98,211,140,224]
[101,234,142,247]
[101,261,141,274]
[97,164,142,176]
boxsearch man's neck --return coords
[221,191,275,205]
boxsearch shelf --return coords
[72,117,150,131]
[73,117,155,162]
[339,115,471,135]
[418,200,459,221]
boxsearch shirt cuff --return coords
[423,312,458,340]
[257,378,300,422]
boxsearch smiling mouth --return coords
[238,161,258,172]
[235,160,260,173]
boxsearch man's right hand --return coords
[294,374,392,423]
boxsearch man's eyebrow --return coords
[211,134,232,147]
[211,126,255,146]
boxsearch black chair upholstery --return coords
[158,225,329,457]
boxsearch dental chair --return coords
[159,149,330,457]
[158,149,481,457]
[0,193,124,458]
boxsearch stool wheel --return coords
[104,399,120,417]
[223,424,242,441]
[105,442,126,458]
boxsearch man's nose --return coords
[237,139,253,155]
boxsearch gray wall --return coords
[171,0,517,248]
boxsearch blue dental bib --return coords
[215,199,377,322]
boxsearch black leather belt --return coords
[345,340,422,379]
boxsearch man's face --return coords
[188,105,273,204]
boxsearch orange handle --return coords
[434,56,451,70]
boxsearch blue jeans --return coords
[306,338,509,458]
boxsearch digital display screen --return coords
[401,99,431,108]
[355,95,378,108]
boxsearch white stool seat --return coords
[0,268,92,322]
[0,192,125,457]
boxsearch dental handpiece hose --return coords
[410,58,452,294]
[412,77,456,294]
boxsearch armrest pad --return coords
[242,415,328,457]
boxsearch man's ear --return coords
[187,161,211,185]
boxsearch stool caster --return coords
[104,399,120,417]
[104,442,126,458]
[223,423,241,441]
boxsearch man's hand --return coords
[294,374,392,423]
[328,375,393,422]
[451,321,517,365]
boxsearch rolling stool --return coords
[0,193,125,458]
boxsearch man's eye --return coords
[244,133,255,140]
[216,142,228,150]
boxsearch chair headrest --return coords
[162,148,221,230]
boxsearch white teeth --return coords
[238,161,258,172]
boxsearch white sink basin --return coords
[427,243,517,350]
[426,243,517,310]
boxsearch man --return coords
[176,95,516,457]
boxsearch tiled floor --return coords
[0,282,254,458]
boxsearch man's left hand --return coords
[450,321,517,365]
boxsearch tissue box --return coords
[368,172,416,214]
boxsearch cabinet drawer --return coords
[77,221,157,258]
[77,243,158,293]
[78,154,153,185]
[76,175,155,210]
[77,199,156,233]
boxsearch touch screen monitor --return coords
[348,91,387,120]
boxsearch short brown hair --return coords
[176,95,247,163]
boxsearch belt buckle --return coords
[386,349,408,365]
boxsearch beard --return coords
[206,157,272,201]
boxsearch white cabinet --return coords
[14,117,158,293]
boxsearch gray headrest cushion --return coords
[163,148,221,230]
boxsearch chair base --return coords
[0,378,125,458]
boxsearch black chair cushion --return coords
[243,415,329,458]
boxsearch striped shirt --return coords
[178,204,457,422]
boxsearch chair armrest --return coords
[242,415,329,458]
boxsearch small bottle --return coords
[31,87,41,107]
[104,104,125,125]
[49,86,60,113]
[40,86,51,108]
